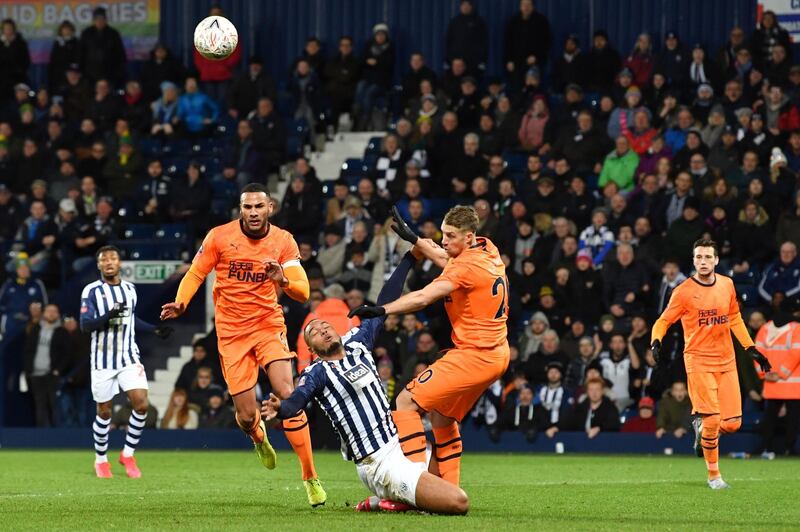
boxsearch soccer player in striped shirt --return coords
[651,238,771,489]
[80,246,172,478]
[261,250,469,514]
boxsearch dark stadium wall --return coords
[157,0,757,84]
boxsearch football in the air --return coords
[193,15,238,60]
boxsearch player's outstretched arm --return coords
[349,279,454,319]
[161,231,220,320]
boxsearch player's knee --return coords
[395,389,418,412]
[132,397,149,414]
[452,489,469,515]
[721,417,742,434]
[96,403,112,419]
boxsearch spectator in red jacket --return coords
[624,33,655,88]
[192,5,242,103]
[762,84,800,133]
[621,396,657,432]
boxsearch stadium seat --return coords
[503,151,529,174]
[340,158,366,180]
[123,224,157,240]
[156,223,189,241]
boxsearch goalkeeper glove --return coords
[747,346,772,373]
[154,326,174,339]
[650,339,664,366]
[391,206,419,245]
[348,305,387,320]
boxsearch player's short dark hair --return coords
[692,238,718,257]
[96,245,121,260]
[240,183,271,198]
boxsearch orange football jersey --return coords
[432,237,509,350]
[190,220,300,337]
[652,274,754,373]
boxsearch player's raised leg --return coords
[93,400,113,478]
[266,359,326,507]
[231,386,276,469]
[118,387,148,478]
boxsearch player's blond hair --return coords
[443,205,479,234]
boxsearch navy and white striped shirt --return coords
[277,252,416,462]
[80,280,146,370]
[292,321,397,461]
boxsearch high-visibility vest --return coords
[755,321,800,400]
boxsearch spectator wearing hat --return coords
[0,19,30,102]
[657,31,687,88]
[664,196,704,271]
[135,159,171,223]
[559,377,620,437]
[770,148,797,210]
[0,253,47,341]
[621,396,657,432]
[199,389,235,429]
[550,83,589,130]
[104,132,143,201]
[588,30,621,92]
[226,55,276,120]
[150,81,179,137]
[598,136,639,194]
[732,198,774,275]
[48,21,79,93]
[655,381,692,438]
[519,311,549,362]
[552,34,590,93]
[445,0,488,77]
[248,97,287,176]
[607,85,651,140]
[78,7,126,85]
[353,23,394,131]
[288,58,324,135]
[700,104,727,149]
[192,6,241,102]
[691,82,716,124]
[551,110,611,180]
[503,0,552,91]
[56,62,89,121]
[140,42,187,104]
[277,174,323,244]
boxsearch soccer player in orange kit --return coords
[349,206,510,487]
[160,183,326,507]
[651,238,771,489]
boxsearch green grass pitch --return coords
[2,450,800,530]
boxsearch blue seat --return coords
[123,224,157,240]
[503,151,529,174]
[156,223,189,241]
[340,158,366,180]
[364,136,384,157]
[161,138,191,157]
[211,178,237,198]
[139,138,163,157]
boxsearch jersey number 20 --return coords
[491,276,508,319]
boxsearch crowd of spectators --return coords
[1,1,799,451]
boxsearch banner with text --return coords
[758,0,800,41]
[0,0,160,64]
[120,261,183,284]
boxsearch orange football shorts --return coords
[405,342,510,420]
[686,370,742,418]
[217,326,294,395]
